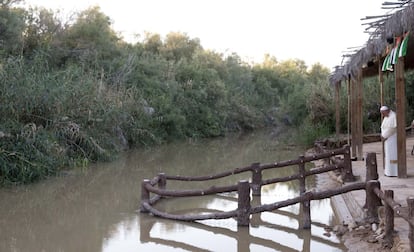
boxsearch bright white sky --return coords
[23,0,389,70]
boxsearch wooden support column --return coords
[384,190,394,247]
[379,56,385,170]
[237,180,251,226]
[298,155,310,229]
[407,197,414,251]
[351,77,357,159]
[347,77,351,146]
[335,81,341,136]
[365,152,378,181]
[251,163,262,196]
[395,57,407,178]
[342,145,355,182]
[356,70,363,160]
[365,180,382,223]
[140,179,150,213]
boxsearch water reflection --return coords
[0,130,346,251]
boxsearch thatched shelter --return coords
[330,0,414,178]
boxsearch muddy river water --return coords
[0,130,346,251]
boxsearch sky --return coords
[23,0,390,70]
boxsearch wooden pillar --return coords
[237,180,251,226]
[140,179,150,213]
[347,76,351,146]
[298,155,306,194]
[342,145,355,182]
[365,152,378,181]
[158,173,166,190]
[365,180,382,223]
[251,163,262,196]
[395,57,407,178]
[384,190,394,247]
[379,56,385,171]
[298,155,311,229]
[351,77,357,159]
[407,197,414,251]
[356,70,364,160]
[335,81,341,136]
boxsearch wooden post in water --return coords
[158,173,166,190]
[365,180,382,223]
[408,197,414,251]
[251,162,262,196]
[365,153,378,181]
[342,145,355,182]
[298,155,311,229]
[140,179,150,213]
[384,190,394,247]
[237,180,251,226]
[298,155,306,194]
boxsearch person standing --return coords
[380,105,398,177]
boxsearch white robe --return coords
[381,110,398,176]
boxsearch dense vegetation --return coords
[1,1,413,186]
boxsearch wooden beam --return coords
[347,77,351,147]
[356,70,364,160]
[335,82,341,136]
[379,56,385,171]
[351,78,357,158]
[395,57,407,178]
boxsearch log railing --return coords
[140,145,356,227]
[140,144,414,251]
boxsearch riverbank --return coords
[328,136,414,252]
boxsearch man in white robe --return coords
[380,105,398,177]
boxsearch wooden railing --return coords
[140,144,414,250]
[140,145,357,228]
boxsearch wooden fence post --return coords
[342,145,355,182]
[384,190,394,247]
[140,179,150,213]
[298,155,306,194]
[298,155,311,229]
[365,180,382,223]
[408,197,414,251]
[251,163,262,196]
[158,173,166,190]
[365,152,378,181]
[237,180,251,226]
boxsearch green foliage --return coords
[292,120,332,146]
[0,4,337,186]
[0,2,26,56]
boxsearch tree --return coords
[142,32,162,54]
[23,7,65,59]
[160,32,201,61]
[64,6,121,68]
[0,0,26,56]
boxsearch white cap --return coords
[380,105,389,112]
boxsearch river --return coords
[0,129,346,252]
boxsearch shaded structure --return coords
[330,0,414,178]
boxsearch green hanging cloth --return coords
[398,32,410,58]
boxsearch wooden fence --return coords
[364,152,414,250]
[141,145,357,227]
[140,144,414,251]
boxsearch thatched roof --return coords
[329,0,414,84]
